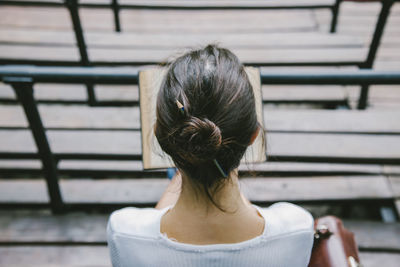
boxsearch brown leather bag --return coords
[308,216,362,267]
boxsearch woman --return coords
[107,45,314,267]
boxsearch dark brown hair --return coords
[155,44,259,209]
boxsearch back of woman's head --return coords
[155,44,259,205]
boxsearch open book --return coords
[139,67,266,169]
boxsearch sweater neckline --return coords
[157,204,268,250]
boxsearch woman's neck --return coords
[160,171,265,244]
[172,171,250,216]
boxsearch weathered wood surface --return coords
[0,29,366,47]
[0,176,393,204]
[344,220,400,251]
[0,6,316,31]
[347,85,400,110]
[2,105,400,133]
[388,175,400,215]
[0,44,368,64]
[0,209,399,267]
[316,1,400,35]
[0,2,399,266]
[0,2,398,67]
[116,0,337,7]
[0,3,374,65]
[0,211,399,251]
[0,83,349,104]
[2,130,400,161]
[0,246,399,267]
[0,160,389,178]
[0,158,387,179]
[0,246,112,267]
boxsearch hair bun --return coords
[177,117,222,164]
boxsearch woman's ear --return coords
[249,126,260,146]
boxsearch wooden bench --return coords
[0,29,368,66]
[1,65,400,266]
[0,199,400,266]
[1,105,399,174]
[1,0,397,109]
[0,104,399,216]
[0,81,350,108]
[0,0,390,67]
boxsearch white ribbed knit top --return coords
[107,202,314,267]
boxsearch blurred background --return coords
[0,0,399,266]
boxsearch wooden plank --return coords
[1,130,400,161]
[0,176,392,204]
[1,84,347,103]
[378,47,400,60]
[0,83,88,102]
[0,7,316,32]
[3,106,400,134]
[98,9,317,33]
[240,176,393,202]
[0,28,365,48]
[0,44,79,61]
[0,160,41,169]
[317,22,400,35]
[58,161,383,175]
[263,85,347,102]
[5,0,336,7]
[347,85,400,103]
[0,28,76,45]
[359,252,400,267]
[95,84,348,103]
[0,44,367,64]
[0,7,73,30]
[117,0,336,7]
[95,84,138,102]
[386,176,400,215]
[0,83,15,100]
[267,132,400,160]
[375,61,400,70]
[0,246,111,267]
[0,211,108,243]
[388,175,400,198]
[383,166,400,175]
[344,220,400,251]
[34,84,87,101]
[395,199,400,217]
[1,212,399,251]
[0,158,383,177]
[0,246,398,267]
[88,46,368,64]
[263,109,400,133]
[0,106,27,127]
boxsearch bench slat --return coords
[2,210,399,252]
[0,44,367,64]
[0,84,348,104]
[0,176,392,204]
[0,7,316,31]
[2,106,400,133]
[1,130,400,161]
[0,28,365,47]
[0,246,398,267]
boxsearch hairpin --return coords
[176,100,185,115]
[213,159,228,177]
